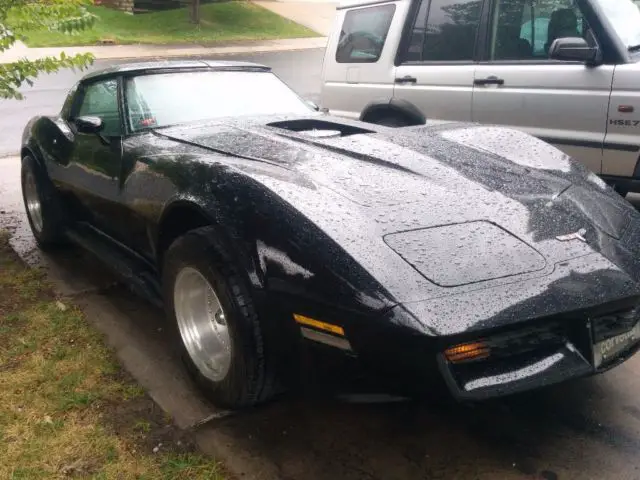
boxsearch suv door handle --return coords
[395,75,417,84]
[474,76,505,86]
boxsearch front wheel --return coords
[21,155,67,249]
[162,226,280,409]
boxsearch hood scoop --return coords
[155,124,314,165]
[267,118,375,138]
[384,221,546,287]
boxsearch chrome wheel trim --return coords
[174,266,232,382]
[24,170,43,234]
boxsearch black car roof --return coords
[82,60,271,82]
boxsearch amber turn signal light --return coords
[444,341,490,363]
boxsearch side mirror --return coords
[75,115,104,134]
[549,37,600,64]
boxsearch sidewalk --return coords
[0,36,327,64]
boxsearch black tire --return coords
[162,226,279,409]
[20,155,67,249]
[374,114,411,128]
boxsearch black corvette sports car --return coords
[20,61,640,408]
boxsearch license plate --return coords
[594,321,640,368]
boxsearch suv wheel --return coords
[614,185,629,198]
[162,226,280,409]
[373,114,410,128]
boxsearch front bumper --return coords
[438,309,640,401]
[289,300,640,401]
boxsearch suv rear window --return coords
[402,0,482,62]
[336,4,396,63]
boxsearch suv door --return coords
[471,0,614,174]
[321,2,401,119]
[393,0,484,122]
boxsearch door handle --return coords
[474,76,504,86]
[395,75,417,84]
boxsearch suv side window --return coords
[335,4,396,63]
[75,79,122,137]
[490,0,589,60]
[403,0,483,62]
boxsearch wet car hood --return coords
[154,115,640,294]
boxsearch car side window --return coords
[75,79,122,136]
[125,80,157,131]
[490,0,589,60]
[402,0,483,62]
[335,4,396,63]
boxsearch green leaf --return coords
[0,0,95,99]
[0,52,94,100]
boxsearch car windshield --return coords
[124,70,313,131]
[592,0,640,50]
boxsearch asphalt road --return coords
[3,49,640,479]
[0,49,324,157]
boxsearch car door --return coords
[64,77,126,239]
[471,0,614,174]
[392,0,484,122]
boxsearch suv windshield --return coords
[125,70,313,131]
[593,0,640,50]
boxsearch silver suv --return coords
[320,0,640,195]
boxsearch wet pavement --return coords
[3,153,640,479]
[3,50,640,479]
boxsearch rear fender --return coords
[360,98,426,125]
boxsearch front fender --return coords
[21,116,45,164]
[22,115,75,172]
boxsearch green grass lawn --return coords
[0,230,227,478]
[20,2,317,47]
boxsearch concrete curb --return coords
[0,37,327,65]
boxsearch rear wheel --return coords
[614,185,629,198]
[604,178,630,198]
[162,226,280,409]
[21,155,67,249]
